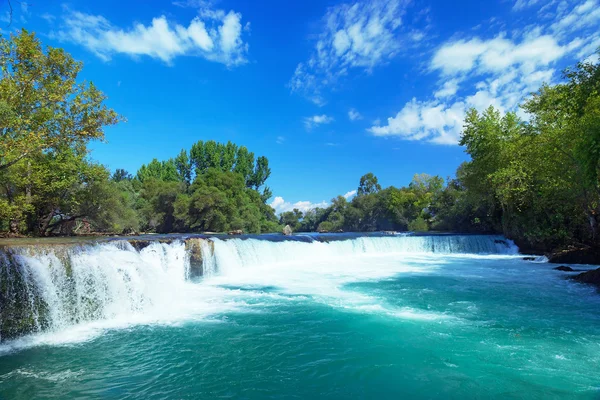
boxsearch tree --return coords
[0,30,121,171]
[138,179,184,233]
[112,169,132,182]
[136,159,180,183]
[249,156,271,190]
[175,149,192,186]
[357,173,381,196]
[234,146,255,185]
[280,208,303,231]
[174,168,274,233]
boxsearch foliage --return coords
[173,169,273,234]
[357,173,381,196]
[2,29,599,255]
[0,30,121,172]
[280,209,303,231]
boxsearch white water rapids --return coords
[0,234,520,351]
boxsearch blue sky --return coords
[5,0,600,213]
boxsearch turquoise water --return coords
[1,237,600,399]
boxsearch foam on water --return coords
[0,234,519,352]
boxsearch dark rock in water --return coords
[554,266,574,272]
[127,238,175,251]
[523,257,536,261]
[571,268,600,288]
[228,230,243,235]
[283,225,293,236]
[494,239,508,246]
[128,240,153,251]
[185,238,213,278]
[549,247,600,265]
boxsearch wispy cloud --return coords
[53,5,249,66]
[304,114,334,130]
[370,0,600,145]
[348,108,363,121]
[512,0,542,11]
[276,136,285,144]
[289,0,420,104]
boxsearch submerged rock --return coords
[571,268,600,288]
[554,266,574,272]
[523,257,536,261]
[283,225,293,236]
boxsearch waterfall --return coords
[0,234,518,342]
[0,241,189,342]
[205,234,518,273]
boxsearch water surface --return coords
[1,235,599,399]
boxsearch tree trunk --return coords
[589,211,599,244]
[25,160,32,203]
[38,210,55,236]
[9,219,19,235]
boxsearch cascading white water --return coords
[0,234,519,343]
[204,235,519,273]
[0,241,190,341]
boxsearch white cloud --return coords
[551,0,600,37]
[348,108,363,121]
[343,190,357,199]
[276,136,285,144]
[369,99,465,145]
[371,0,599,145]
[304,114,334,130]
[434,79,460,98]
[289,0,418,102]
[430,35,569,76]
[269,196,329,214]
[513,0,542,11]
[55,7,249,66]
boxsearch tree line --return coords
[282,53,600,253]
[0,30,278,236]
[112,140,279,234]
[2,29,600,254]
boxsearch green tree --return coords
[0,30,121,171]
[175,149,192,186]
[174,168,273,233]
[234,146,255,185]
[280,208,303,231]
[357,173,382,196]
[249,156,271,190]
[112,169,133,182]
[138,179,184,233]
[136,159,180,183]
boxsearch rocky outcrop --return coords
[1,250,50,341]
[128,238,174,251]
[228,230,243,235]
[548,247,600,265]
[185,238,206,277]
[283,225,293,236]
[571,268,600,288]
